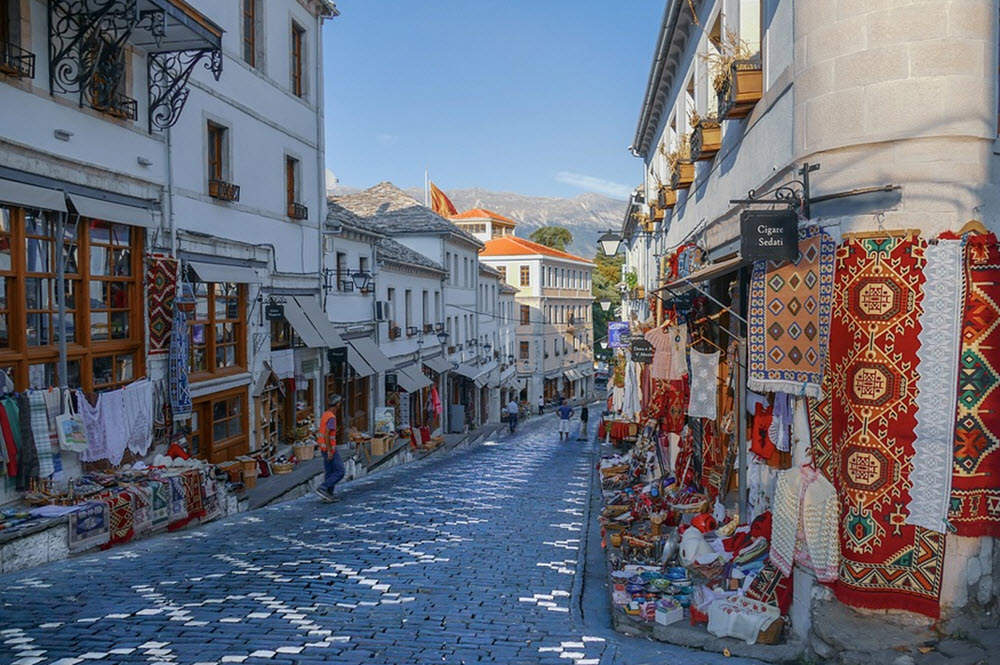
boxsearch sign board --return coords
[385,372,398,393]
[265,303,285,321]
[629,338,655,364]
[374,407,395,435]
[608,321,631,349]
[327,347,347,367]
[740,209,799,262]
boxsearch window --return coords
[497,265,506,282]
[87,37,131,119]
[336,252,346,291]
[387,287,395,323]
[190,388,248,464]
[520,305,530,326]
[285,156,300,216]
[519,341,530,360]
[445,252,451,283]
[242,0,257,67]
[207,122,232,196]
[519,265,529,287]
[0,207,143,392]
[421,290,429,326]
[434,291,441,322]
[188,282,246,378]
[404,289,412,328]
[291,23,305,97]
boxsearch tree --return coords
[529,226,573,252]
[591,250,624,356]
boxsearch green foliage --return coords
[591,249,624,351]
[529,226,573,252]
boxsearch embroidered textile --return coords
[168,469,205,531]
[130,484,153,535]
[749,225,835,398]
[77,391,111,464]
[688,351,719,419]
[168,475,188,523]
[28,392,55,478]
[949,233,1000,537]
[169,308,192,421]
[909,239,964,533]
[830,234,945,617]
[807,367,835,484]
[123,379,154,457]
[102,389,130,467]
[150,480,170,530]
[770,467,801,578]
[746,561,794,614]
[644,324,689,380]
[707,595,781,645]
[798,466,840,583]
[100,490,134,549]
[67,501,110,551]
[146,254,178,356]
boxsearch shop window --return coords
[191,388,248,464]
[520,305,530,326]
[326,369,368,444]
[291,23,305,97]
[0,206,142,391]
[519,265,529,287]
[188,281,246,379]
[519,340,529,360]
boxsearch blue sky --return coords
[323,1,664,200]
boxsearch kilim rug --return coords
[830,233,945,618]
[807,365,835,484]
[130,484,153,536]
[167,475,188,524]
[949,233,1000,537]
[146,254,178,356]
[149,480,171,530]
[169,307,192,420]
[745,560,793,614]
[168,469,206,531]
[99,490,135,550]
[749,225,835,399]
[67,501,110,552]
[908,239,963,534]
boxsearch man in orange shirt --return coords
[315,394,345,503]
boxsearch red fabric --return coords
[166,442,190,460]
[0,404,17,477]
[100,490,134,549]
[723,531,752,554]
[829,234,944,618]
[949,233,1000,537]
[750,511,772,541]
[746,561,794,614]
[749,404,776,461]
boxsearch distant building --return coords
[451,208,517,243]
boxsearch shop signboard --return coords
[265,303,284,320]
[608,321,631,349]
[374,407,395,434]
[629,338,654,364]
[740,209,798,262]
[385,372,398,393]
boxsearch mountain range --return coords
[330,185,627,259]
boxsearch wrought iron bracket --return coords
[48,0,140,97]
[148,47,223,131]
[730,162,820,219]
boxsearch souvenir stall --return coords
[598,220,1000,656]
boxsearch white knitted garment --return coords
[798,466,839,583]
[769,467,802,577]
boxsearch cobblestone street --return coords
[0,414,753,665]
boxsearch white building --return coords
[0,0,338,486]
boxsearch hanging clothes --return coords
[768,392,793,453]
[687,350,719,419]
[16,394,38,488]
[28,392,55,479]
[621,359,642,420]
[123,379,154,457]
[102,388,130,467]
[169,308,192,421]
[78,390,111,464]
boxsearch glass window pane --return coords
[112,248,131,276]
[115,354,134,382]
[196,293,209,319]
[90,281,108,308]
[0,313,7,349]
[213,421,227,441]
[230,397,242,416]
[213,400,226,421]
[191,347,206,372]
[191,323,206,345]
[90,245,110,276]
[65,360,81,389]
[92,355,113,386]
[90,312,109,342]
[110,311,129,339]
[28,362,57,389]
[25,277,49,309]
[109,281,128,307]
[228,417,242,438]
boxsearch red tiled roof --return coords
[450,208,516,225]
[480,236,593,264]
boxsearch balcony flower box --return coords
[658,187,677,210]
[670,161,695,190]
[690,119,722,161]
[718,59,763,120]
[209,179,241,202]
[287,202,308,220]
[0,41,35,79]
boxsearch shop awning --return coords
[453,360,497,383]
[423,356,453,374]
[292,296,344,348]
[347,337,394,374]
[187,260,261,284]
[345,346,375,378]
[396,366,433,393]
[68,192,158,229]
[281,299,325,348]
[0,178,67,212]
[564,369,580,382]
[251,362,284,397]
[657,255,745,295]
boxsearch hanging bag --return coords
[56,390,89,452]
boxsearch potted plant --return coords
[689,111,722,161]
[702,29,761,120]
[658,185,677,210]
[664,138,694,190]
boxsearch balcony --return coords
[287,202,308,220]
[423,323,434,334]
[89,90,138,121]
[209,179,241,202]
[0,41,35,79]
[388,324,401,340]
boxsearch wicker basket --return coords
[272,462,294,474]
[601,465,629,477]
[292,443,315,461]
[757,617,784,645]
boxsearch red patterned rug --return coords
[99,490,135,550]
[807,365,836,484]
[168,469,206,532]
[146,254,178,356]
[950,233,1000,537]
[830,233,945,618]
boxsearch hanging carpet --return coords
[99,490,135,550]
[149,479,171,530]
[146,254,178,356]
[749,225,835,399]
[949,233,1000,537]
[67,501,110,552]
[829,233,945,618]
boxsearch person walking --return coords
[557,399,574,441]
[506,398,519,433]
[315,394,345,503]
[538,395,545,415]
[577,405,589,441]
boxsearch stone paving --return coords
[0,413,756,665]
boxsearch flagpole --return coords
[425,168,429,207]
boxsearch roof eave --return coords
[632,0,687,157]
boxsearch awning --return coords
[564,369,580,382]
[347,337,394,374]
[396,366,432,393]
[423,356,453,374]
[453,360,496,383]
[251,362,284,397]
[0,178,66,212]
[345,346,375,378]
[474,370,494,389]
[292,296,344,348]
[133,0,223,52]
[187,260,261,284]
[281,298,326,348]
[657,255,745,295]
[68,193,157,229]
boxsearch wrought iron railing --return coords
[89,90,138,120]
[209,179,241,202]
[287,202,308,219]
[0,41,35,78]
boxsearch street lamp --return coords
[598,297,612,312]
[436,331,450,345]
[598,230,622,257]
[351,270,372,291]
[483,343,492,356]
[507,354,515,364]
